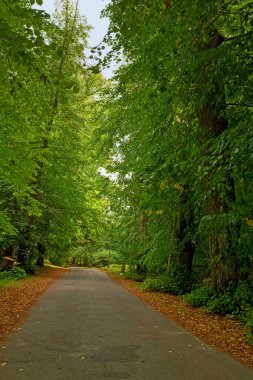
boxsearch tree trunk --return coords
[176,189,195,272]
[121,261,126,273]
[136,211,147,274]
[198,29,238,291]
[36,243,45,267]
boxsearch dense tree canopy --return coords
[95,0,253,339]
[0,0,106,268]
[99,0,253,282]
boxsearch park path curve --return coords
[0,268,253,380]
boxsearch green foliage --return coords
[207,281,253,316]
[106,264,123,275]
[184,280,253,343]
[21,262,37,275]
[48,250,66,266]
[245,309,253,345]
[207,294,235,315]
[142,276,169,293]
[0,267,27,281]
[124,269,146,282]
[98,0,253,298]
[0,0,107,268]
[92,249,119,268]
[142,267,193,295]
[234,281,253,312]
[184,285,216,308]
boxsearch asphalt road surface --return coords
[0,268,253,380]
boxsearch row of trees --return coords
[0,0,106,269]
[97,0,253,293]
[0,0,252,339]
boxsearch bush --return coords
[0,267,27,280]
[207,294,236,315]
[22,262,37,275]
[184,285,216,307]
[234,280,253,312]
[107,264,124,275]
[124,269,146,282]
[49,250,65,266]
[142,276,167,292]
[207,280,253,316]
[245,309,253,345]
[234,281,253,345]
[142,267,193,295]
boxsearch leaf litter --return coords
[0,267,67,344]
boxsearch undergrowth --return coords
[142,267,193,295]
[0,267,27,281]
[184,280,253,345]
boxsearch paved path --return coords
[0,268,253,380]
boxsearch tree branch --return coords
[221,32,252,43]
[226,103,253,108]
[206,0,236,29]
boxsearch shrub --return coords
[234,281,253,345]
[49,250,65,266]
[124,269,146,282]
[22,262,37,275]
[107,264,122,275]
[234,280,253,312]
[142,267,193,295]
[245,309,253,345]
[142,276,167,292]
[206,280,253,316]
[184,285,216,307]
[207,294,236,315]
[0,267,27,280]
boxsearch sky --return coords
[39,0,113,78]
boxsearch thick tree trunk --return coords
[136,211,147,274]
[1,256,16,271]
[198,29,238,291]
[36,243,45,267]
[17,241,29,266]
[179,242,195,272]
[176,189,195,272]
[204,178,238,291]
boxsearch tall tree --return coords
[0,0,107,267]
[98,0,253,289]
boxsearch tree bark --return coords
[198,28,238,291]
[176,190,195,272]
